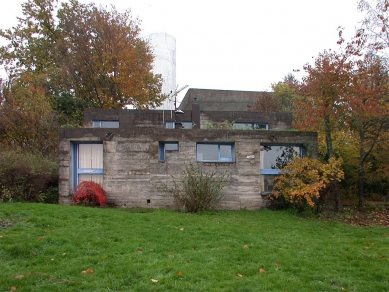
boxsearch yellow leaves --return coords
[237,273,243,278]
[259,269,266,273]
[151,279,159,283]
[81,269,94,274]
[274,157,344,210]
[179,228,184,231]
[243,244,248,249]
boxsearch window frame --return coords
[260,144,305,195]
[196,143,235,163]
[165,121,175,129]
[260,144,304,175]
[234,122,268,130]
[92,120,119,128]
[159,141,179,161]
[72,142,104,190]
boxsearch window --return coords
[234,122,268,130]
[181,121,193,129]
[260,145,302,174]
[197,143,234,162]
[260,144,303,194]
[92,120,119,128]
[159,141,179,161]
[72,143,103,189]
[166,121,175,129]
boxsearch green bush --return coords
[0,151,58,203]
[157,163,231,213]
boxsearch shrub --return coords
[72,181,107,207]
[0,151,58,203]
[157,163,231,213]
[272,157,344,212]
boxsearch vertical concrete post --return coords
[192,97,200,129]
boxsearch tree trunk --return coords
[324,115,342,211]
[358,142,366,211]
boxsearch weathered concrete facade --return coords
[59,107,317,210]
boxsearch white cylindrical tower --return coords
[147,32,176,110]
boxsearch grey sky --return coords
[0,0,364,101]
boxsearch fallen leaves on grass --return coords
[177,271,183,276]
[322,208,389,226]
[10,286,17,291]
[243,244,248,249]
[237,273,243,278]
[14,275,24,279]
[151,279,159,283]
[259,269,266,273]
[81,269,94,274]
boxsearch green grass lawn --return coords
[0,203,388,291]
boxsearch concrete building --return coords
[59,89,317,210]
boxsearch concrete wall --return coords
[59,127,317,210]
[83,108,293,131]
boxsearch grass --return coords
[0,203,388,291]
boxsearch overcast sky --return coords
[1,0,364,101]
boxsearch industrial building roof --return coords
[179,88,270,111]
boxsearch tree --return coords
[0,0,164,123]
[247,91,280,112]
[294,50,352,211]
[357,0,389,53]
[0,72,60,156]
[271,73,300,112]
[57,1,164,108]
[273,157,344,212]
[345,53,389,210]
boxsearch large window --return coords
[92,120,119,128]
[260,144,303,193]
[197,143,234,162]
[73,143,103,189]
[234,122,268,130]
[159,141,179,161]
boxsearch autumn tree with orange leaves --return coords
[0,0,164,125]
[294,50,351,211]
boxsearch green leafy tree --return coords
[271,73,300,112]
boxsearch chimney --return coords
[192,97,200,129]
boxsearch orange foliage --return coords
[273,157,344,210]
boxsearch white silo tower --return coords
[147,32,176,110]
